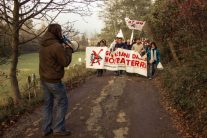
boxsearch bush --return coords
[147,0,207,136]
[159,59,207,136]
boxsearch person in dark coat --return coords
[39,24,73,136]
[114,37,127,51]
[96,39,107,77]
[147,42,161,79]
[143,39,151,53]
[125,39,132,50]
[113,37,127,76]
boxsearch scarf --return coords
[150,48,157,63]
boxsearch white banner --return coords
[86,47,147,77]
[125,17,146,31]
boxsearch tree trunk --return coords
[167,39,180,66]
[9,0,21,104]
[10,35,21,103]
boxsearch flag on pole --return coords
[125,17,146,31]
[116,29,124,38]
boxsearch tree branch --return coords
[19,8,63,44]
[19,0,40,17]
[19,0,54,27]
[0,0,13,25]
[20,0,31,6]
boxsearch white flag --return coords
[116,29,124,38]
[130,30,134,45]
[125,17,146,31]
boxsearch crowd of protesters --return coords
[96,37,161,80]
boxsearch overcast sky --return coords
[55,7,104,36]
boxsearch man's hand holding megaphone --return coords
[62,35,79,53]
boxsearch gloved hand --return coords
[63,35,79,52]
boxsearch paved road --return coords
[3,72,179,138]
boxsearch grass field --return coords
[0,51,86,103]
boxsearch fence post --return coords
[31,73,37,97]
[27,75,32,101]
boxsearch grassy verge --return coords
[158,56,207,136]
[0,51,86,104]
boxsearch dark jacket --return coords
[114,42,127,51]
[126,43,132,50]
[39,32,73,83]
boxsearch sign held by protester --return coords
[86,47,147,76]
[125,17,146,31]
[86,47,108,69]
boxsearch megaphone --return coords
[70,40,79,52]
[63,35,79,52]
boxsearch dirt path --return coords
[3,72,180,138]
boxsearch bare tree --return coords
[61,20,80,39]
[0,0,100,104]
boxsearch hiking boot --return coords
[53,130,72,136]
[42,129,53,137]
[114,72,119,76]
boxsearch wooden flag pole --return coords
[130,29,134,45]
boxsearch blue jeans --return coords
[41,81,69,134]
[149,62,157,78]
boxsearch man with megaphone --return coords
[39,23,79,136]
